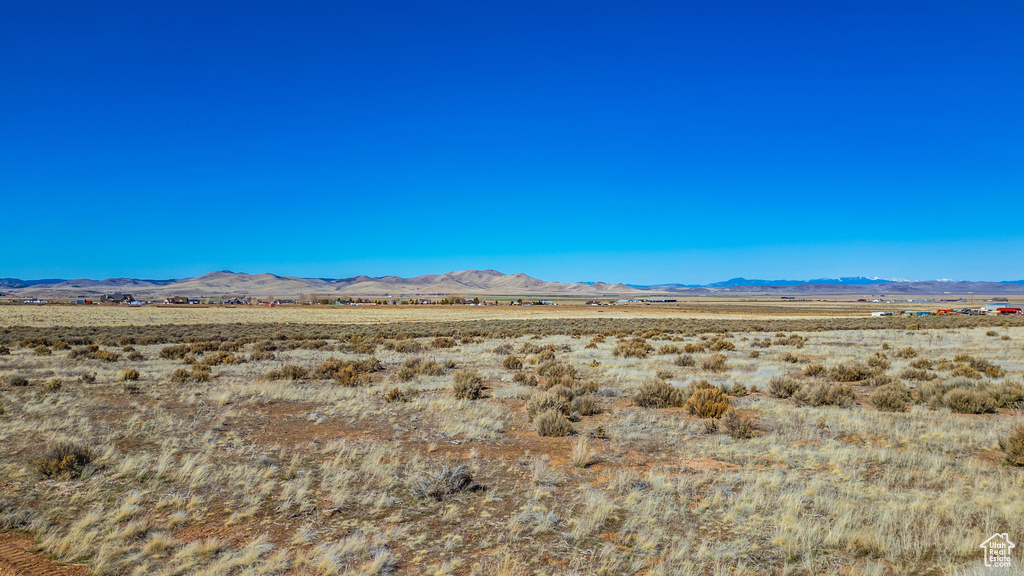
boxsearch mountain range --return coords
[2,270,1024,299]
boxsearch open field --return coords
[0,297,1017,328]
[0,306,1022,575]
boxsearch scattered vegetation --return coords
[0,311,1022,575]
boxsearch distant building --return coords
[981,302,1021,313]
[164,296,190,304]
[101,293,133,303]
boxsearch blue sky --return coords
[2,2,1022,284]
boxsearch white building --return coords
[981,302,1021,313]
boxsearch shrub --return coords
[674,354,695,367]
[79,372,96,384]
[803,363,825,377]
[94,350,120,363]
[538,361,577,389]
[266,365,309,381]
[793,383,855,408]
[613,338,653,359]
[398,365,417,382]
[919,377,1023,413]
[383,387,407,403]
[526,389,570,419]
[249,350,275,361]
[944,388,996,414]
[160,344,189,360]
[708,338,735,352]
[986,330,998,337]
[779,352,799,363]
[42,379,62,392]
[768,377,800,399]
[773,334,806,348]
[721,381,748,397]
[909,358,933,370]
[949,365,982,379]
[828,364,870,382]
[894,347,918,359]
[864,373,895,388]
[126,351,144,361]
[492,343,514,355]
[867,353,891,370]
[683,343,706,353]
[431,337,457,349]
[900,368,937,381]
[748,350,760,358]
[452,370,483,400]
[35,442,93,479]
[632,380,686,408]
[1001,424,1024,467]
[33,345,52,356]
[6,376,29,387]
[721,410,756,439]
[986,380,1024,408]
[701,354,728,372]
[120,368,140,381]
[684,387,730,418]
[411,465,473,501]
[0,346,9,355]
[570,394,599,417]
[658,344,682,355]
[513,371,540,386]
[502,354,523,371]
[200,351,241,367]
[170,368,192,383]
[383,339,424,353]
[953,355,1006,378]
[872,383,911,412]
[535,409,574,437]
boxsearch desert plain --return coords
[0,302,1022,575]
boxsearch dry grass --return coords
[0,309,1022,574]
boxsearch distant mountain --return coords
[5,271,1024,299]
[0,278,67,289]
[2,270,639,299]
[703,277,904,287]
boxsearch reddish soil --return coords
[0,533,88,576]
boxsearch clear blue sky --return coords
[2,2,1021,284]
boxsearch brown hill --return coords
[7,270,640,299]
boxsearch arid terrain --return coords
[1,305,1022,575]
